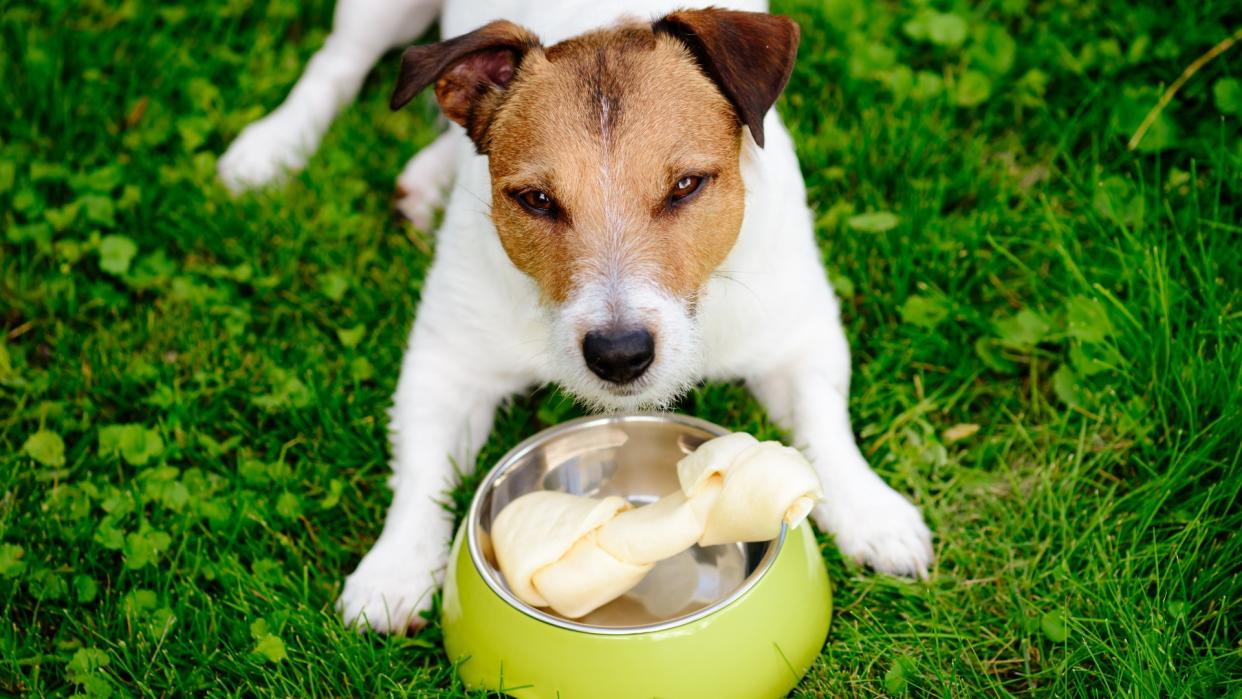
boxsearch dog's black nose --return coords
[583,328,655,384]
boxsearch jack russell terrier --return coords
[220,0,934,633]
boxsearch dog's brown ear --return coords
[391,20,541,148]
[654,9,799,148]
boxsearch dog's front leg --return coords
[337,325,519,634]
[218,0,442,193]
[748,328,934,579]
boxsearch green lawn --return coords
[3,0,1241,695]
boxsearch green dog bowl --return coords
[441,414,832,698]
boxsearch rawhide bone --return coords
[491,433,823,618]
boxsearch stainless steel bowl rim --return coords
[465,413,787,636]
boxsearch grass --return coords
[2,0,1240,695]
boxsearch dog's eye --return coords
[514,189,557,216]
[669,175,705,203]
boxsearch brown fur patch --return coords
[485,26,747,304]
[388,11,801,308]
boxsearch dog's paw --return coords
[218,113,313,194]
[394,170,447,232]
[336,544,442,635]
[814,479,933,579]
[394,181,441,232]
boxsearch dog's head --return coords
[392,9,799,410]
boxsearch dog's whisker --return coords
[457,183,492,210]
[709,270,762,304]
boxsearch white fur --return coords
[221,0,934,634]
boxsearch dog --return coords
[219,0,934,633]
